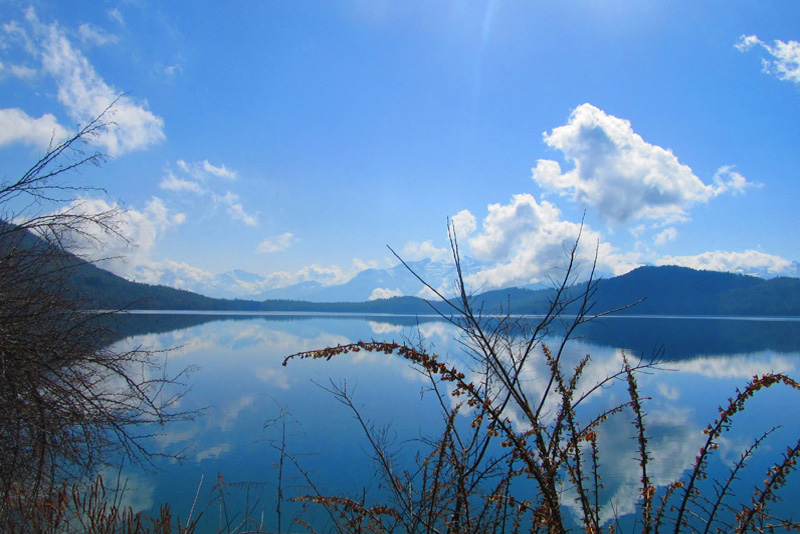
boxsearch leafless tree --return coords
[0,106,191,520]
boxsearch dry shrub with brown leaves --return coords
[282,225,800,534]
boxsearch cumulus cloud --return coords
[368,321,403,335]
[401,240,449,262]
[1,9,164,156]
[736,34,800,84]
[531,104,753,224]
[257,232,295,253]
[465,193,640,290]
[368,287,403,300]
[262,258,377,289]
[657,250,797,277]
[673,353,798,378]
[53,196,185,279]
[654,227,677,246]
[0,108,68,149]
[132,258,215,288]
[450,209,477,237]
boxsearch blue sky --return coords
[1,1,799,296]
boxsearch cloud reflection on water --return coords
[112,314,800,530]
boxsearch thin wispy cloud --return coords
[160,159,237,193]
[257,232,295,253]
[657,250,797,277]
[654,228,677,246]
[214,191,258,227]
[736,35,800,85]
[0,8,165,155]
[77,23,118,46]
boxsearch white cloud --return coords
[195,443,231,462]
[160,159,239,194]
[368,321,403,335]
[0,108,68,149]
[450,209,477,237]
[2,9,165,156]
[107,8,124,26]
[674,353,798,378]
[201,160,237,179]
[736,34,800,85]
[657,250,796,277]
[654,227,677,246]
[214,191,258,226]
[712,165,758,195]
[77,23,118,46]
[159,170,206,194]
[401,240,449,262]
[177,159,237,181]
[132,259,215,288]
[465,193,640,290]
[257,232,295,253]
[0,61,37,79]
[54,196,185,279]
[368,287,403,300]
[261,258,376,289]
[531,104,753,224]
[2,20,36,55]
[255,368,290,390]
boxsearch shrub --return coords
[283,224,800,533]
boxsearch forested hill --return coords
[69,260,435,313]
[499,265,800,316]
[70,258,800,317]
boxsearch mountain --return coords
[132,258,483,302]
[467,266,800,317]
[257,257,484,302]
[68,261,800,317]
[6,221,799,317]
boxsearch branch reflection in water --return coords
[108,313,800,532]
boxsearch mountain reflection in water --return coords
[106,313,800,532]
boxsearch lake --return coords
[107,313,800,532]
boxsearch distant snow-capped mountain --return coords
[132,258,484,302]
[133,258,800,303]
[257,257,484,302]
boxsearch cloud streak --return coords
[0,8,165,155]
[736,35,800,85]
[657,250,797,277]
[214,191,258,227]
[257,232,295,253]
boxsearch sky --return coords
[1,0,799,297]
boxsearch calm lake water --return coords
[108,313,800,532]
